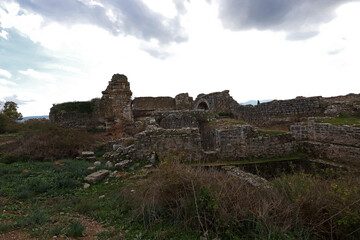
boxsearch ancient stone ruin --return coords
[50,74,360,167]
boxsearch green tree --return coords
[0,113,10,133]
[2,101,23,121]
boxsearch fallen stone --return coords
[88,166,96,170]
[84,170,110,184]
[144,164,153,169]
[83,183,90,189]
[82,151,94,157]
[94,161,101,166]
[109,170,118,178]
[86,156,96,161]
[113,144,122,151]
[149,152,157,164]
[105,161,113,168]
[115,160,131,169]
[98,195,105,199]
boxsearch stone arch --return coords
[196,100,210,110]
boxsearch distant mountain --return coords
[21,116,49,122]
[240,99,273,106]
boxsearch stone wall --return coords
[200,123,297,160]
[214,126,296,160]
[49,100,101,128]
[194,90,238,114]
[302,142,360,167]
[291,121,360,166]
[291,121,360,147]
[152,110,213,130]
[49,110,98,128]
[132,97,176,119]
[232,94,360,127]
[175,93,194,110]
[133,128,202,162]
[233,97,324,127]
[99,74,133,126]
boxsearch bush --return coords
[67,221,85,237]
[0,120,96,161]
[0,113,10,133]
[128,161,360,239]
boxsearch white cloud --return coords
[0,69,12,78]
[19,68,56,81]
[0,78,16,86]
[0,29,8,39]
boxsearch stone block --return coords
[84,169,110,184]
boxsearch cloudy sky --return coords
[1,0,360,116]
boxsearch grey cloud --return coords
[286,31,319,41]
[13,0,187,44]
[211,0,358,40]
[2,94,34,105]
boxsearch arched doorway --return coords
[197,101,209,110]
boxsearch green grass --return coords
[209,118,246,126]
[319,114,360,126]
[1,157,359,239]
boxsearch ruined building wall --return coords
[98,74,133,126]
[194,90,238,114]
[232,97,324,126]
[291,121,360,167]
[132,97,176,119]
[213,126,296,160]
[133,128,203,162]
[49,100,101,128]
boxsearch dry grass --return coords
[0,119,97,161]
[126,161,360,239]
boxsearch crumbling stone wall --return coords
[49,99,101,128]
[291,121,360,147]
[302,142,360,167]
[233,96,324,127]
[194,90,238,114]
[175,93,194,110]
[133,128,203,162]
[291,121,360,166]
[152,110,213,129]
[99,74,133,126]
[132,97,176,119]
[210,125,296,160]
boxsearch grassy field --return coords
[0,158,359,239]
[1,119,360,239]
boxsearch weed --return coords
[67,221,85,237]
[75,199,100,214]
[0,223,11,233]
[49,224,65,237]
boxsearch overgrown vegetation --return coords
[319,113,360,127]
[128,161,360,239]
[0,119,97,161]
[51,98,99,115]
[1,155,359,239]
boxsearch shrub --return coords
[128,161,360,239]
[0,113,10,133]
[1,121,96,161]
[67,221,85,237]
